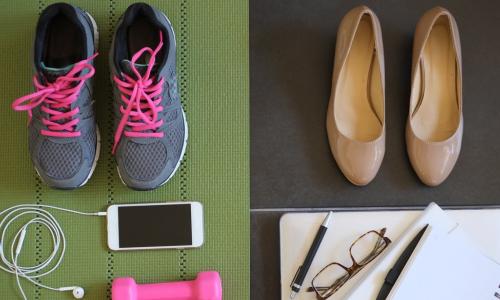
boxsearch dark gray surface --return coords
[250,0,500,209]
[251,1,500,299]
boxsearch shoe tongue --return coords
[120,59,158,77]
[40,62,74,83]
[39,62,78,120]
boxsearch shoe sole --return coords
[34,10,101,189]
[116,12,188,190]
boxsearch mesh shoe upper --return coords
[110,3,187,190]
[12,3,99,189]
[38,139,82,179]
[123,141,167,181]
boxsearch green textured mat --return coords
[0,0,249,299]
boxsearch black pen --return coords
[290,211,333,299]
[376,224,429,300]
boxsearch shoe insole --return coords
[412,17,459,142]
[43,14,84,67]
[127,15,165,64]
[335,16,383,142]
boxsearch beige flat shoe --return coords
[407,7,463,187]
[326,6,385,186]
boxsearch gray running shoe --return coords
[110,3,187,190]
[11,3,99,189]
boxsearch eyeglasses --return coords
[307,228,391,299]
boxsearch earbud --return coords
[72,287,85,299]
[59,286,85,299]
[0,205,104,300]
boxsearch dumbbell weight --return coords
[112,271,222,300]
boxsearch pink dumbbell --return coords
[112,271,222,300]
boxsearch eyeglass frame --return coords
[308,228,392,299]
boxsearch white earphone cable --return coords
[0,204,106,299]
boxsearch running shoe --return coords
[110,3,187,190]
[11,3,99,189]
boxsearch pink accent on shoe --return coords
[112,32,165,154]
[12,54,98,138]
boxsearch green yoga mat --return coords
[0,0,249,299]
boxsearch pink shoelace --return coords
[11,54,98,138]
[112,32,165,154]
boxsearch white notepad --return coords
[279,204,500,300]
[386,224,500,300]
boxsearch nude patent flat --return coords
[326,6,385,186]
[407,7,463,187]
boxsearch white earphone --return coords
[73,287,85,299]
[59,286,85,299]
[0,204,106,299]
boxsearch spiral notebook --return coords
[279,203,500,300]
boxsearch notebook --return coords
[279,204,500,300]
[385,223,500,300]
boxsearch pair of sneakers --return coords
[12,3,187,191]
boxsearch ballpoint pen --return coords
[376,224,428,300]
[290,211,333,299]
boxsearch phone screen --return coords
[118,204,192,248]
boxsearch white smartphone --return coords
[107,202,204,251]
